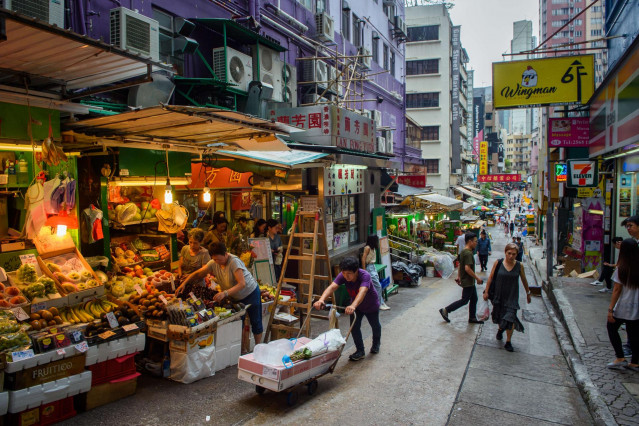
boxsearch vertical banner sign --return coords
[473,95,485,160]
[451,26,461,172]
[479,141,488,175]
[467,70,474,155]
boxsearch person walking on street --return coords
[509,221,515,236]
[591,237,623,293]
[515,237,524,262]
[361,235,390,311]
[477,230,492,272]
[455,233,466,256]
[314,257,381,361]
[605,239,639,370]
[483,243,531,352]
[440,232,484,324]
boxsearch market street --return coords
[63,220,592,426]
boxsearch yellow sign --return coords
[479,141,488,175]
[492,55,595,109]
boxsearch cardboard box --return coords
[5,354,87,390]
[563,259,582,277]
[75,373,139,412]
[169,333,214,354]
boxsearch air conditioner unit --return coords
[376,137,386,153]
[358,47,372,69]
[371,110,382,129]
[362,109,372,119]
[4,0,64,27]
[315,12,335,42]
[110,7,159,61]
[393,16,407,38]
[327,66,343,96]
[281,63,297,107]
[252,45,282,101]
[302,93,331,105]
[212,47,254,92]
[385,130,394,154]
[303,59,328,89]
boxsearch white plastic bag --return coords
[477,299,491,322]
[169,345,216,384]
[294,329,346,359]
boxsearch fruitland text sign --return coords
[492,56,594,109]
[567,160,598,188]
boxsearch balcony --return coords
[405,145,422,159]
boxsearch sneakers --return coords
[504,342,514,352]
[468,318,484,324]
[626,364,639,372]
[380,303,391,311]
[590,280,603,286]
[607,359,628,369]
[598,288,611,293]
[439,308,450,323]
[370,344,380,354]
[496,329,504,341]
[349,350,366,361]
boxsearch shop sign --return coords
[324,165,365,196]
[548,118,590,147]
[269,105,375,154]
[396,175,426,188]
[189,165,252,189]
[567,160,598,187]
[479,141,488,175]
[492,55,595,109]
[555,163,567,182]
[477,174,521,183]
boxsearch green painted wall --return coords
[119,148,194,177]
[0,103,60,139]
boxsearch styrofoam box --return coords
[85,333,145,366]
[5,345,81,373]
[229,343,241,367]
[0,391,8,416]
[215,347,229,372]
[8,371,91,413]
[215,320,242,348]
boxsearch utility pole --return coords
[545,106,553,281]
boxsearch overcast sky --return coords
[448,0,540,88]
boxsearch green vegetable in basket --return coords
[17,264,37,283]
[289,347,313,361]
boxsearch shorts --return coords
[238,286,263,335]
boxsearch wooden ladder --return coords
[264,209,333,341]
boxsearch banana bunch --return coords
[41,137,67,166]
[59,299,119,324]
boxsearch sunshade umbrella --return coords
[473,205,491,211]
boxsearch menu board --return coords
[324,165,365,196]
[248,238,273,264]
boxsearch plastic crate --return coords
[88,353,138,386]
[6,396,76,426]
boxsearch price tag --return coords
[105,312,119,328]
[11,349,35,362]
[134,284,144,295]
[75,341,89,352]
[19,254,38,266]
[10,307,29,321]
[56,348,66,356]
[72,331,82,342]
[159,295,168,305]
[31,302,47,314]
[98,330,116,340]
[122,323,139,332]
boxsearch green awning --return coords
[195,19,287,52]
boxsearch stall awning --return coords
[414,193,463,210]
[454,186,484,200]
[0,8,173,100]
[490,190,506,197]
[394,184,428,197]
[462,202,474,212]
[215,149,329,169]
[62,105,299,153]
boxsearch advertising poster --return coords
[548,118,590,147]
[479,141,488,175]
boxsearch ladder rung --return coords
[283,278,311,285]
[288,254,328,261]
[302,274,331,281]
[293,232,323,238]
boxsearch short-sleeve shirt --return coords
[612,269,639,320]
[204,254,257,301]
[455,235,466,255]
[334,269,380,313]
[179,246,210,276]
[459,248,476,288]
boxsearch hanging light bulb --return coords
[164,178,173,204]
[56,224,67,237]
[203,186,211,203]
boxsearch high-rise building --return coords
[405,4,470,195]
[509,20,535,136]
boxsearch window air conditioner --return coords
[315,12,335,42]
[110,7,160,61]
[252,45,282,101]
[376,137,386,153]
[281,62,297,107]
[4,0,64,27]
[303,59,328,89]
[358,46,372,69]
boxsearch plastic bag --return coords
[169,344,216,384]
[477,299,491,322]
[286,329,346,365]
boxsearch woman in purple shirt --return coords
[314,257,381,361]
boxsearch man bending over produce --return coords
[313,256,381,361]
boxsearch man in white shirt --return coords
[455,233,466,255]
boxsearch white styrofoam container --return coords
[229,343,241,367]
[0,391,8,416]
[215,320,242,348]
[214,347,229,372]
[8,371,92,413]
[85,333,145,366]
[5,345,81,373]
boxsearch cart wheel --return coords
[286,390,299,406]
[307,380,318,395]
[255,385,266,395]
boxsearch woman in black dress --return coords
[483,243,532,352]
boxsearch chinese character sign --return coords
[479,141,489,175]
[477,174,521,183]
[324,165,365,196]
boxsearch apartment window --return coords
[152,8,183,71]
[553,31,570,38]
[551,19,569,27]
[575,30,582,37]
[407,25,439,42]
[406,59,439,75]
[591,18,603,25]
[390,51,395,77]
[372,36,379,63]
[420,126,439,140]
[342,9,350,41]
[552,8,569,15]
[485,112,493,120]
[593,6,603,12]
[383,3,394,19]
[406,92,439,108]
[551,0,568,3]
[352,14,361,46]
[383,43,389,70]
[297,0,313,11]
[424,159,439,174]
[574,19,582,25]
[591,29,603,36]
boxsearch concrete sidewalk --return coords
[528,244,639,425]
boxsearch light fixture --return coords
[56,224,67,237]
[203,186,211,203]
[45,210,78,234]
[109,177,191,187]
[164,178,173,204]
[588,209,604,215]
[603,146,639,161]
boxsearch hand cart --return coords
[237,304,355,406]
